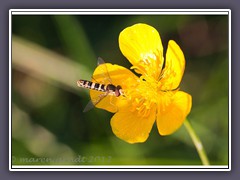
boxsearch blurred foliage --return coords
[11,14,229,166]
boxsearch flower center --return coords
[125,75,176,118]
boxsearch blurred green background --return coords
[11,14,229,166]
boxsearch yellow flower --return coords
[90,23,192,144]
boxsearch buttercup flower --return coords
[89,23,192,144]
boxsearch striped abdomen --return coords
[77,79,123,97]
[77,80,106,92]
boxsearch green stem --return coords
[184,119,210,165]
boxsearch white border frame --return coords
[9,9,231,171]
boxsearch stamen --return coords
[125,63,177,118]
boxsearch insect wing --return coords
[97,57,105,65]
[83,92,109,112]
[83,100,95,112]
[92,57,112,84]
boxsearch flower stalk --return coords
[184,119,210,165]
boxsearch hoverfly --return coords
[77,57,124,112]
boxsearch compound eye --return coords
[116,85,122,90]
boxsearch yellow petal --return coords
[110,104,157,143]
[90,63,138,113]
[119,23,164,79]
[156,91,192,135]
[161,40,186,90]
